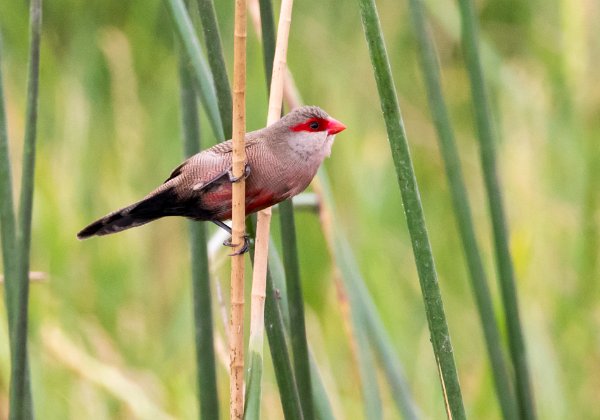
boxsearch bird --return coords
[77,106,346,253]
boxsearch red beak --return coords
[327,118,346,135]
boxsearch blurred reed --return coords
[245,218,303,420]
[456,0,536,418]
[406,0,517,417]
[313,169,420,420]
[264,237,336,420]
[0,0,41,418]
[194,0,233,138]
[245,0,297,417]
[166,0,224,140]
[277,197,315,419]
[356,0,465,417]
[172,0,311,415]
[253,0,316,418]
[277,29,420,418]
[170,0,229,417]
[178,51,220,418]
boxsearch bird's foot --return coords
[228,163,251,183]
[223,234,251,256]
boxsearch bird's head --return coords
[285,105,346,136]
[273,106,346,160]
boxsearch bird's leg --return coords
[227,163,251,183]
[212,220,250,255]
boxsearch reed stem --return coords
[178,53,220,420]
[245,218,304,420]
[230,0,248,417]
[407,0,517,417]
[356,0,465,417]
[245,0,295,417]
[166,0,225,140]
[195,0,233,138]
[456,0,536,417]
[280,64,420,420]
[10,1,42,419]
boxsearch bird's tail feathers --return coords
[77,188,175,239]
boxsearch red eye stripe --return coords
[290,117,329,132]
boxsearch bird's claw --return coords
[223,234,251,256]
[228,163,251,183]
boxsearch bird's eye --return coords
[309,121,320,130]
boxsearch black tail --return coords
[77,188,177,240]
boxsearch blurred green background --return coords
[1,0,598,418]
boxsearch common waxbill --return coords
[77,106,346,252]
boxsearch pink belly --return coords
[202,184,277,220]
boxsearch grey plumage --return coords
[77,106,344,240]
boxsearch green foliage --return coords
[456,0,536,417]
[407,0,517,417]
[356,0,465,417]
[1,0,41,418]
[178,55,219,420]
[0,0,598,418]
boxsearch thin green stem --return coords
[347,251,419,420]
[257,1,314,416]
[265,272,303,420]
[0,29,19,341]
[456,0,536,418]
[267,241,337,420]
[194,0,232,138]
[279,200,315,420]
[333,238,382,420]
[257,0,276,90]
[317,169,419,420]
[308,355,335,420]
[356,0,465,417]
[246,218,303,420]
[244,344,264,420]
[10,1,42,419]
[407,0,517,417]
[178,54,219,420]
[166,0,224,140]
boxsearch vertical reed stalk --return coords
[356,0,465,417]
[257,0,315,414]
[248,4,336,418]
[0,27,20,409]
[10,1,42,419]
[245,0,294,417]
[257,0,276,86]
[230,0,248,417]
[281,66,419,420]
[195,0,233,138]
[278,200,314,419]
[166,0,225,139]
[245,218,303,420]
[264,272,304,420]
[456,0,536,418]
[0,21,19,345]
[407,0,517,417]
[0,2,41,418]
[314,170,416,420]
[178,54,220,419]
[245,210,270,419]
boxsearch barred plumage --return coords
[77,106,345,240]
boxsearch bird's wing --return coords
[164,137,263,191]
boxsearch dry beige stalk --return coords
[230,0,248,417]
[248,0,295,393]
[280,56,367,405]
[41,324,173,420]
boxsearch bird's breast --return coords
[201,180,279,221]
